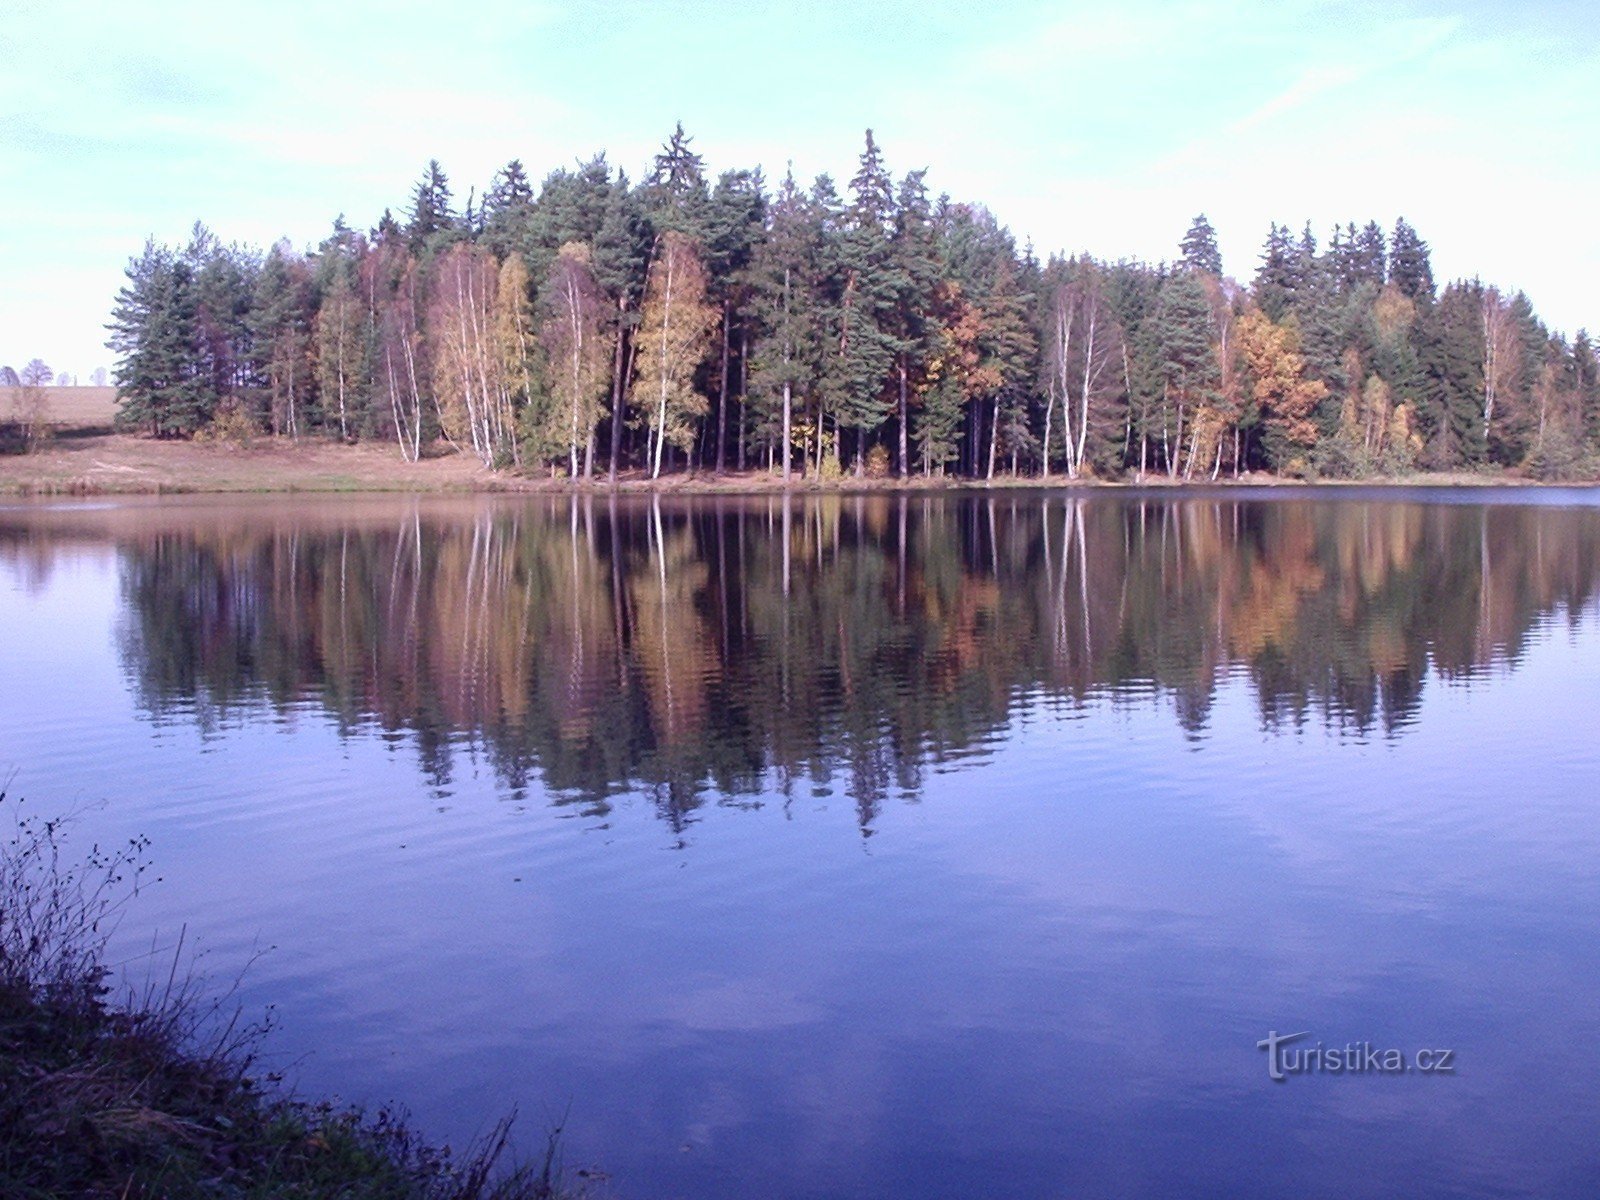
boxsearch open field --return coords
[0,432,508,494]
[0,385,119,429]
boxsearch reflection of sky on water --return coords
[0,494,1597,1199]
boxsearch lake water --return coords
[2,489,1598,1198]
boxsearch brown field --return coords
[0,385,119,429]
[0,432,508,495]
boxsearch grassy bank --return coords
[0,795,583,1199]
[1,432,1590,498]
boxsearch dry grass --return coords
[0,791,590,1200]
[0,433,504,495]
[0,386,119,430]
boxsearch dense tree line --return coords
[107,128,1600,480]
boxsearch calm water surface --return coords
[2,489,1598,1199]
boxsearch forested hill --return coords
[103,126,1600,482]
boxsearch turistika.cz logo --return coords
[1257,1031,1456,1081]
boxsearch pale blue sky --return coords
[2,0,1595,377]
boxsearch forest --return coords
[102,126,1600,483]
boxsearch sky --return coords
[2,0,1596,378]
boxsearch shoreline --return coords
[1,432,1593,498]
[0,797,580,1199]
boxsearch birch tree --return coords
[429,243,512,467]
[539,243,608,477]
[629,231,716,479]
[314,270,361,440]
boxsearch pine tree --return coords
[1572,329,1600,447]
[646,123,710,237]
[1389,218,1435,303]
[827,131,901,474]
[750,168,818,482]
[482,159,535,260]
[1254,223,1299,322]
[1151,270,1219,477]
[107,240,208,436]
[704,167,767,471]
[527,155,613,281]
[1179,214,1222,276]
[1352,221,1387,288]
[406,159,455,249]
[184,222,256,410]
[888,169,942,475]
[592,174,652,478]
[1418,281,1485,465]
[251,244,316,437]
[978,253,1037,477]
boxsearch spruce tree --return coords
[406,159,455,249]
[1389,218,1435,303]
[108,239,206,436]
[1151,270,1218,476]
[750,168,818,482]
[889,169,942,474]
[1179,214,1222,276]
[704,167,767,471]
[1254,223,1299,322]
[646,123,710,238]
[1353,221,1387,287]
[482,159,535,260]
[1418,281,1485,465]
[828,131,901,473]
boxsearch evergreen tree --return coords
[108,240,208,436]
[1572,329,1600,447]
[527,155,613,281]
[888,169,942,475]
[1150,270,1219,476]
[979,253,1039,476]
[750,168,819,482]
[1254,223,1299,322]
[646,123,710,237]
[251,244,316,437]
[406,159,455,249]
[1418,281,1486,465]
[592,173,652,478]
[703,167,767,471]
[185,222,257,407]
[1352,221,1387,288]
[482,159,535,260]
[1389,218,1435,303]
[1179,214,1222,276]
[828,131,901,473]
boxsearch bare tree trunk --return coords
[1042,391,1055,481]
[715,300,731,473]
[737,327,749,471]
[608,299,627,482]
[986,395,999,481]
[1075,306,1097,476]
[898,357,909,477]
[782,379,793,486]
[651,250,675,481]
